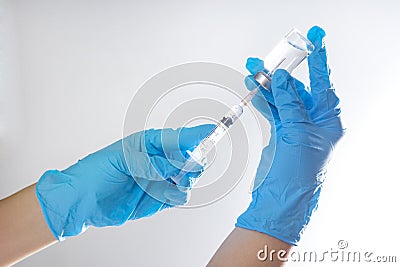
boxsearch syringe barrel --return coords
[171,104,244,188]
[170,124,226,187]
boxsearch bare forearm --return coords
[207,227,292,267]
[0,183,56,266]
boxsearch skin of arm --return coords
[0,183,56,266]
[207,227,291,267]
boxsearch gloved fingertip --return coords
[184,124,215,136]
[294,79,313,110]
[179,124,216,150]
[244,75,259,91]
[272,69,291,85]
[164,188,189,205]
[246,57,265,75]
[150,156,180,180]
[307,26,326,48]
[195,124,216,140]
[197,123,216,133]
[189,171,203,179]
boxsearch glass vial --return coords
[254,28,315,89]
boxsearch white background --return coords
[1,0,399,266]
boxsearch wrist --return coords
[0,184,57,266]
[36,170,87,241]
[236,175,323,245]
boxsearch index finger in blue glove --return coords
[128,152,184,181]
[164,186,190,206]
[245,75,280,124]
[246,57,313,110]
[245,57,275,104]
[166,150,204,182]
[127,179,188,219]
[271,69,310,125]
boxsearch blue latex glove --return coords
[36,124,214,241]
[236,26,344,245]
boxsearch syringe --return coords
[171,88,258,188]
[171,28,314,189]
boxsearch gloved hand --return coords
[236,26,344,245]
[36,124,214,241]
